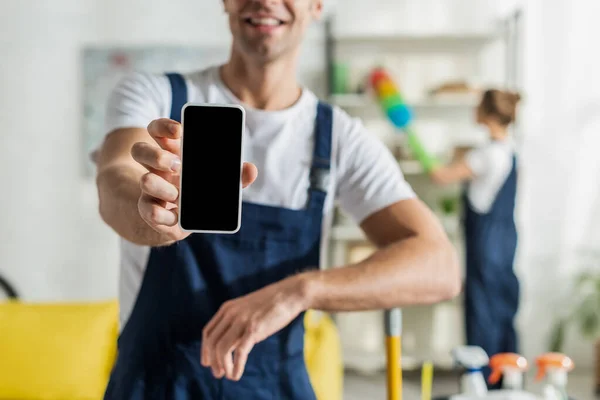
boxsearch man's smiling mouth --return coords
[244,17,286,27]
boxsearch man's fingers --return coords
[147,119,182,155]
[206,318,233,377]
[223,353,235,380]
[214,324,243,379]
[241,162,258,188]
[202,303,233,368]
[138,193,178,227]
[139,172,179,203]
[134,142,255,190]
[202,302,232,345]
[147,118,181,140]
[232,335,255,381]
[131,142,181,173]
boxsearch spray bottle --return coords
[535,353,574,400]
[488,353,529,390]
[451,346,489,396]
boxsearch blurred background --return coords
[1,0,600,398]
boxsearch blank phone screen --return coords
[179,105,244,232]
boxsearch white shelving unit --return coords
[330,30,501,47]
[329,93,480,110]
[323,11,522,374]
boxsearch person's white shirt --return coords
[101,65,416,328]
[464,137,515,214]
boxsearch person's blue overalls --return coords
[103,73,331,399]
[463,155,519,389]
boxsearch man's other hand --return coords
[201,274,311,381]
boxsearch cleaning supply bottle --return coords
[451,346,489,396]
[535,353,575,400]
[488,353,529,390]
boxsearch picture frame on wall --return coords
[81,45,230,177]
[0,273,18,300]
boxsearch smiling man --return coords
[95,0,461,399]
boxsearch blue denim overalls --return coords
[463,155,519,389]
[103,73,330,399]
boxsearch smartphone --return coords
[178,103,245,234]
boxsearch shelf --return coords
[330,29,502,52]
[331,211,461,242]
[331,224,366,241]
[329,93,479,110]
[399,160,424,175]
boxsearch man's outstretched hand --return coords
[131,118,258,241]
[201,274,313,381]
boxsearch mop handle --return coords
[385,308,402,400]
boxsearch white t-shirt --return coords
[102,65,416,327]
[464,138,515,214]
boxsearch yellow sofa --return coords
[0,300,342,400]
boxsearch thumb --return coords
[241,162,258,188]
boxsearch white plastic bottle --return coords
[461,369,489,396]
[535,353,574,400]
[451,346,489,397]
[488,353,529,390]
[501,366,525,390]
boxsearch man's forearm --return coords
[96,165,175,247]
[300,235,461,312]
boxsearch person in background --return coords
[94,0,461,398]
[428,89,522,389]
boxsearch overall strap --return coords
[166,73,188,123]
[310,101,333,193]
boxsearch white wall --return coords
[514,0,600,370]
[0,0,117,301]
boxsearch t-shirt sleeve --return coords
[104,71,171,138]
[464,146,492,177]
[334,112,416,224]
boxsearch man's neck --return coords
[220,51,302,111]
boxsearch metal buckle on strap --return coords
[310,168,330,192]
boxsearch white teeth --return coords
[249,18,281,26]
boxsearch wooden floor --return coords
[344,369,598,400]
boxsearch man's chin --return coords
[238,41,287,62]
